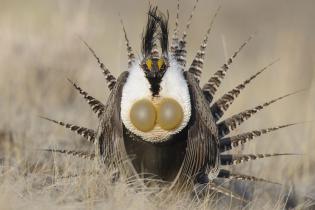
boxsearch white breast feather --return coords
[121,59,191,142]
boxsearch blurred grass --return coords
[0,0,314,209]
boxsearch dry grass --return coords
[0,0,314,209]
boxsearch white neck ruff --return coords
[120,59,191,143]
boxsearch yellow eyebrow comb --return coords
[146,59,153,70]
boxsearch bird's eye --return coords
[145,59,153,71]
[157,58,165,70]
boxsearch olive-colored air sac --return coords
[130,99,156,132]
[157,98,183,130]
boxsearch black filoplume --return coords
[141,6,169,57]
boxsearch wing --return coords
[172,72,219,190]
[97,71,138,178]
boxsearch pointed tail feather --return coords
[40,117,96,143]
[217,169,280,185]
[170,0,180,54]
[43,149,95,160]
[208,182,248,203]
[220,153,300,166]
[217,90,302,138]
[67,79,105,118]
[219,123,296,152]
[182,0,199,40]
[174,0,200,68]
[188,6,221,83]
[80,38,116,90]
[211,59,279,121]
[202,35,254,103]
[120,18,135,67]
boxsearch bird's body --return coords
[123,126,188,181]
[97,68,219,187]
[43,3,302,202]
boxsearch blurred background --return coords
[0,0,314,209]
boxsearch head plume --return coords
[141,6,169,58]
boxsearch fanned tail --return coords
[202,35,254,103]
[219,123,296,152]
[211,59,279,121]
[40,117,96,143]
[220,153,300,166]
[67,79,105,118]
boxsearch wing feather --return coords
[173,72,219,189]
[97,71,139,179]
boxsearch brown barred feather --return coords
[182,0,199,40]
[44,149,95,160]
[40,117,96,143]
[219,123,296,152]
[202,35,254,103]
[120,18,135,67]
[217,91,302,138]
[211,59,279,121]
[220,153,300,166]
[188,6,221,83]
[173,0,199,69]
[67,79,105,118]
[217,169,280,185]
[170,0,180,54]
[80,39,117,90]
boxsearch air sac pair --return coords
[130,98,183,132]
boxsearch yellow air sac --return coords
[130,99,156,132]
[157,98,183,131]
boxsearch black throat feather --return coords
[147,75,162,97]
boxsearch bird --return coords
[41,2,303,203]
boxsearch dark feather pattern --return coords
[157,10,169,55]
[217,169,280,185]
[172,0,200,69]
[67,79,105,118]
[170,0,180,54]
[211,59,279,121]
[142,6,159,57]
[143,7,170,56]
[220,153,300,166]
[188,6,220,83]
[219,123,296,152]
[170,72,219,190]
[217,91,302,138]
[120,18,135,67]
[202,35,253,103]
[44,149,96,160]
[40,117,96,143]
[79,38,116,90]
